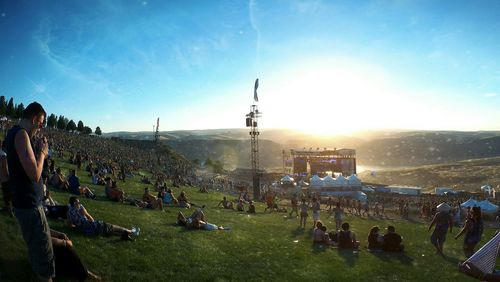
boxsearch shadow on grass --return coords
[311,243,328,254]
[337,249,359,267]
[291,226,305,237]
[367,250,414,265]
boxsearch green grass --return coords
[1,157,498,281]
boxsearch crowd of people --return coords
[0,101,496,281]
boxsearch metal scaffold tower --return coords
[245,79,262,199]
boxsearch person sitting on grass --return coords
[313,221,334,246]
[50,229,101,281]
[247,200,256,214]
[217,196,234,210]
[338,222,360,250]
[367,226,383,251]
[142,187,163,210]
[177,207,227,231]
[160,188,178,205]
[68,169,96,199]
[236,199,245,211]
[66,196,140,240]
[49,167,69,190]
[177,191,191,208]
[383,225,404,252]
[105,179,125,203]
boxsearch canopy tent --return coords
[436,202,451,212]
[309,175,323,188]
[297,179,309,187]
[461,198,479,208]
[322,175,336,187]
[478,200,499,214]
[336,175,347,186]
[353,191,367,202]
[347,175,362,186]
[362,186,375,193]
[280,175,294,183]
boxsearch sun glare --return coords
[263,58,401,136]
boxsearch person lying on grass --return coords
[50,229,101,281]
[66,196,140,240]
[177,207,227,231]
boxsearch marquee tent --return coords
[461,198,479,208]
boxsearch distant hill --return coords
[105,129,500,170]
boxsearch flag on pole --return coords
[254,78,259,102]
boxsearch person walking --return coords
[6,102,55,281]
[428,203,453,255]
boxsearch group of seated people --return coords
[218,196,256,214]
[313,221,404,252]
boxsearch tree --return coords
[6,97,14,117]
[47,114,57,128]
[57,115,67,130]
[77,120,84,133]
[82,126,92,135]
[95,126,102,136]
[66,120,76,132]
[14,103,24,118]
[0,96,6,115]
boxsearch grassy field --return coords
[1,157,498,281]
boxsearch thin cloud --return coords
[484,93,497,98]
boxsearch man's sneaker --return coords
[121,233,134,241]
[131,227,140,237]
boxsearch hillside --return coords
[105,129,500,171]
[358,156,500,192]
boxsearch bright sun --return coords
[263,58,402,136]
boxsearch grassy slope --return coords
[1,157,498,281]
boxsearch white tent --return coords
[478,200,499,214]
[322,175,336,187]
[309,175,323,188]
[461,198,479,208]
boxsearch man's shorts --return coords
[14,206,55,278]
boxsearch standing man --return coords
[428,203,453,256]
[6,102,55,281]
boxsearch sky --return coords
[1,0,499,134]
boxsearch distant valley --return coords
[105,129,500,171]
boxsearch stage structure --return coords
[154,117,160,143]
[290,148,356,178]
[245,79,262,199]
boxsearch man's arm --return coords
[14,130,47,182]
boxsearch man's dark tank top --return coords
[6,125,40,208]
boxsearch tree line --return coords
[0,96,102,135]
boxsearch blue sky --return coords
[1,0,499,134]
